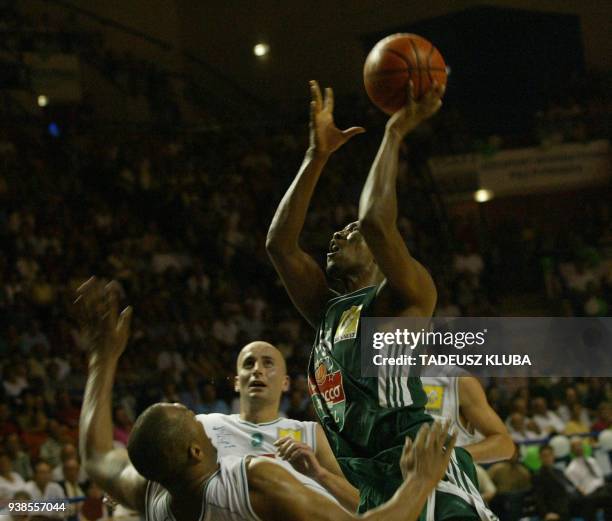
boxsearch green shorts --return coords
[339,446,481,520]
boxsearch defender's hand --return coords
[400,420,456,487]
[74,276,132,362]
[308,80,365,157]
[386,81,444,139]
[274,436,324,479]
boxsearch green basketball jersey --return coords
[307,285,431,460]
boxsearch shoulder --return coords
[197,412,232,427]
[458,376,485,403]
[245,456,284,489]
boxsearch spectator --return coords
[533,444,581,521]
[0,401,19,438]
[58,458,86,521]
[3,363,28,398]
[52,443,87,483]
[557,387,590,426]
[488,447,532,494]
[39,419,68,468]
[80,481,109,521]
[0,452,26,501]
[54,391,80,429]
[111,405,133,447]
[20,320,50,355]
[179,372,205,413]
[507,412,540,442]
[284,389,309,421]
[199,382,229,414]
[563,403,591,436]
[5,433,32,481]
[531,396,565,435]
[23,460,65,501]
[564,438,612,521]
[16,391,48,433]
[591,402,611,433]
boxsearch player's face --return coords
[235,343,289,404]
[326,221,375,277]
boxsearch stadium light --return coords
[37,95,49,107]
[474,189,494,203]
[253,43,270,57]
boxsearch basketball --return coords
[363,33,447,115]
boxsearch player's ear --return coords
[189,443,203,461]
[282,375,290,393]
[234,375,240,393]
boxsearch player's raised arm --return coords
[251,420,456,521]
[358,82,444,317]
[76,277,147,513]
[266,81,364,326]
[458,376,515,463]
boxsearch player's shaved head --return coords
[236,341,287,374]
[128,403,202,486]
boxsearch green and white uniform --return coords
[308,285,497,520]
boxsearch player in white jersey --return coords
[200,341,358,510]
[421,373,514,463]
[77,277,459,521]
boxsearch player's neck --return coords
[167,462,219,514]
[341,266,381,294]
[240,402,280,424]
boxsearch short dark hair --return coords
[127,404,193,485]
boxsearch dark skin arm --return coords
[267,81,364,326]
[459,376,515,463]
[251,421,456,521]
[358,82,444,317]
[76,277,147,513]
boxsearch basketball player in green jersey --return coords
[267,81,497,520]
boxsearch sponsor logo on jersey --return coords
[277,428,303,442]
[423,384,444,413]
[309,368,346,407]
[250,432,264,448]
[334,305,363,343]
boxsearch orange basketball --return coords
[363,33,447,115]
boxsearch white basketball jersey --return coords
[145,455,260,521]
[198,413,336,503]
[421,375,483,447]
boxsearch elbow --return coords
[499,433,516,460]
[83,459,100,482]
[265,232,283,257]
[358,211,388,239]
[266,228,298,257]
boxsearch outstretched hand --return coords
[74,276,132,363]
[387,81,445,139]
[309,80,365,157]
[274,436,324,479]
[400,420,456,487]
